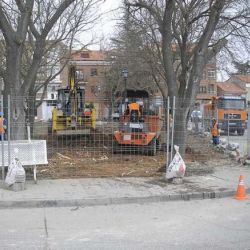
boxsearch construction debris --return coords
[57,153,71,160]
[34,131,235,179]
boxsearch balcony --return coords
[197,91,217,100]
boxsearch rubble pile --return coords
[194,129,249,166]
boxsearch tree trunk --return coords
[172,98,189,156]
[10,95,26,140]
[4,43,26,140]
[163,97,188,156]
[2,86,10,125]
[174,110,188,156]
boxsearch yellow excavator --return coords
[52,65,96,135]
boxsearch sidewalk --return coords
[0,165,249,209]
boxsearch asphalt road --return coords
[0,198,250,250]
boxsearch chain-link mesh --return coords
[183,96,249,163]
[1,95,248,179]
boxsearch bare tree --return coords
[105,9,161,105]
[120,0,250,154]
[0,0,102,139]
[232,60,250,75]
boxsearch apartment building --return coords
[196,57,217,102]
[66,49,111,119]
[36,68,62,121]
[36,46,218,121]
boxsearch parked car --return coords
[191,110,202,122]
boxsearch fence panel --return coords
[185,96,249,168]
[0,95,168,179]
[2,94,246,180]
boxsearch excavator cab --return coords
[57,88,85,116]
[52,65,96,135]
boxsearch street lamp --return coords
[122,68,128,102]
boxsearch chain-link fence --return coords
[186,95,249,164]
[1,94,248,180]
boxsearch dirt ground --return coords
[35,130,234,179]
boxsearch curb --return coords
[1,188,249,209]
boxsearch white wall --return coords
[246,84,250,105]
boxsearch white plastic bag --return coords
[166,145,186,179]
[5,158,26,186]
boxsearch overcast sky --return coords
[81,0,242,81]
[79,0,122,49]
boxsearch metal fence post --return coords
[1,95,4,180]
[166,97,170,167]
[27,122,31,142]
[171,96,176,161]
[8,95,11,166]
[247,107,250,158]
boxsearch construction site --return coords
[38,130,233,179]
[1,65,249,181]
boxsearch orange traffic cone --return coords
[235,175,248,200]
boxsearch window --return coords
[90,68,98,76]
[47,100,57,107]
[207,69,216,80]
[51,93,54,100]
[76,70,84,80]
[52,86,56,91]
[218,99,245,109]
[199,86,207,93]
[80,52,89,58]
[208,84,214,94]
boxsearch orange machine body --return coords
[113,93,163,155]
[204,96,247,135]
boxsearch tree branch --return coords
[125,0,163,29]
[207,38,227,60]
[0,2,14,41]
[15,0,34,44]
[41,0,76,38]
[15,0,25,12]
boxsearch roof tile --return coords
[234,75,250,83]
[217,82,246,94]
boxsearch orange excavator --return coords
[113,90,162,155]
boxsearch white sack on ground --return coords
[5,158,26,186]
[166,145,186,179]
